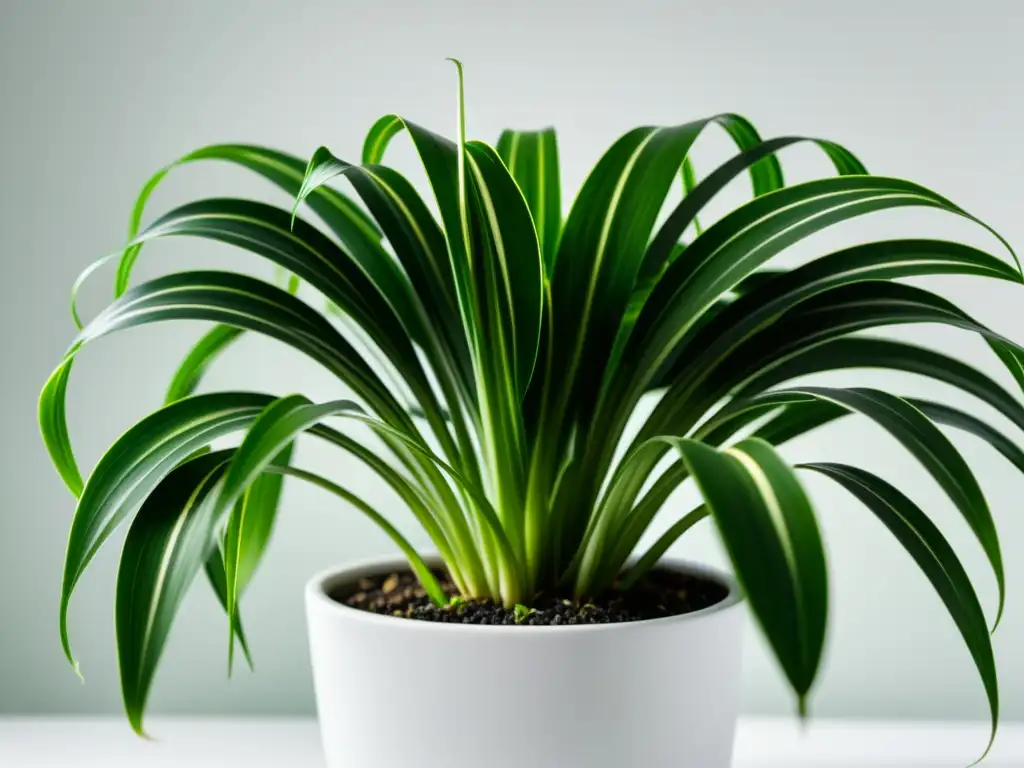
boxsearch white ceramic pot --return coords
[305,557,745,768]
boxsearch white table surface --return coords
[1,717,1022,766]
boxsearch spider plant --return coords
[41,62,1020,757]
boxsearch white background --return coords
[1,0,1022,722]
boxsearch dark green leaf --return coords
[800,462,998,760]
[740,386,1005,627]
[496,127,561,274]
[58,393,274,673]
[116,450,233,735]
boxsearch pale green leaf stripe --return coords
[203,541,253,671]
[465,140,544,398]
[215,395,446,662]
[743,386,1005,628]
[114,144,380,301]
[662,437,826,710]
[800,463,998,762]
[59,270,415,475]
[496,127,561,274]
[57,393,275,673]
[116,450,233,735]
[221,441,293,673]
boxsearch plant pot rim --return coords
[306,555,744,634]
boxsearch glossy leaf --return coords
[666,437,827,712]
[496,127,561,273]
[801,462,998,760]
[735,386,1004,626]
[57,393,274,673]
[116,450,233,735]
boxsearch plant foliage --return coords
[41,63,1020,757]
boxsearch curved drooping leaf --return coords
[732,336,1024,433]
[113,144,381,301]
[165,324,245,403]
[626,186,1018,412]
[63,269,411,432]
[649,238,1020,395]
[579,196,1019,566]
[800,462,998,760]
[547,116,781,438]
[214,395,450,661]
[57,393,274,673]
[665,437,827,714]
[117,450,233,735]
[638,134,865,290]
[587,276,1023,570]
[729,386,1004,626]
[627,279,1024,511]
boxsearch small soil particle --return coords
[334,567,728,626]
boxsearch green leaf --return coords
[165,324,244,403]
[628,184,1019,411]
[739,386,1005,627]
[221,441,293,671]
[496,127,561,274]
[733,337,1024,434]
[663,437,827,711]
[638,135,865,289]
[217,397,361,660]
[465,140,545,399]
[57,392,274,673]
[114,145,381,302]
[910,399,1024,475]
[270,464,447,606]
[203,540,253,670]
[618,505,708,591]
[549,117,778,435]
[116,450,233,735]
[38,357,81,497]
[800,463,998,760]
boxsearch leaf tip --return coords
[797,695,809,722]
[128,716,153,741]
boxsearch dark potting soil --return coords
[335,568,728,626]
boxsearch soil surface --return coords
[334,567,728,626]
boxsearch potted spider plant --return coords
[41,61,1020,767]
